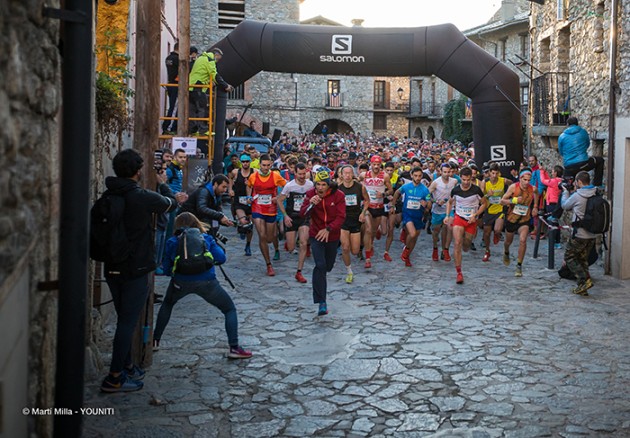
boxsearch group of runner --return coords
[223,133,543,286]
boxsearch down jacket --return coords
[558,125,590,167]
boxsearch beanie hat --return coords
[314,167,332,185]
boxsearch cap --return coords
[314,168,332,185]
[239,154,251,162]
[370,155,383,164]
[211,47,223,56]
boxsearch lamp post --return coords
[397,87,404,100]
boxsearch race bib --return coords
[293,197,304,211]
[513,204,529,216]
[367,189,378,202]
[258,194,272,205]
[407,199,421,210]
[384,203,391,212]
[459,206,476,218]
[345,194,358,206]
[238,196,249,205]
[488,196,501,205]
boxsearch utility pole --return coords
[132,0,161,368]
[177,0,190,137]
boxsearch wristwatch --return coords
[325,226,332,232]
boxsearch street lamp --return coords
[397,87,404,99]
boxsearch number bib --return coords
[407,199,421,210]
[459,206,476,218]
[367,189,378,202]
[238,196,249,205]
[384,203,391,212]
[345,194,358,206]
[257,194,272,205]
[488,196,501,205]
[293,197,304,211]
[513,204,529,216]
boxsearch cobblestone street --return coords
[84,225,630,437]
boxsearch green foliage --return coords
[95,29,134,142]
[442,96,472,144]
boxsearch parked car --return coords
[225,136,271,156]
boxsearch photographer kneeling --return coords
[153,212,252,359]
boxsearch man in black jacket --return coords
[101,149,185,393]
[162,43,179,134]
[180,174,234,234]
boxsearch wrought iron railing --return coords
[409,100,443,118]
[532,72,571,125]
[325,92,344,108]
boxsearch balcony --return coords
[408,100,444,119]
[324,92,344,109]
[532,72,571,126]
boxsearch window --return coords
[519,33,529,59]
[499,38,507,62]
[218,0,245,29]
[327,80,341,107]
[447,85,454,102]
[373,114,387,130]
[374,80,386,108]
[557,0,568,20]
[228,83,245,100]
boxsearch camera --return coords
[214,232,228,245]
[558,178,574,192]
[153,150,164,173]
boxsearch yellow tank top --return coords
[484,177,506,215]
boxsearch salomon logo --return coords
[490,145,507,161]
[332,35,352,54]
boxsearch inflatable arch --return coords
[212,20,522,175]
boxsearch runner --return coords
[391,166,432,267]
[338,165,369,283]
[300,168,346,316]
[229,154,254,256]
[444,167,488,284]
[247,154,287,276]
[500,168,539,277]
[481,162,511,262]
[383,161,403,262]
[360,155,393,268]
[277,163,313,283]
[429,163,457,262]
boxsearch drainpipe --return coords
[53,0,93,436]
[605,0,619,275]
[213,89,228,176]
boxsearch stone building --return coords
[1,1,61,436]
[188,0,410,138]
[529,0,630,279]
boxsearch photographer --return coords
[154,212,252,359]
[558,117,605,187]
[560,171,599,296]
[180,174,234,237]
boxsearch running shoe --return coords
[482,251,491,262]
[554,243,563,249]
[284,241,289,251]
[364,259,372,269]
[503,252,510,266]
[376,229,382,240]
[404,256,412,267]
[432,247,439,261]
[152,339,160,352]
[572,278,593,296]
[470,242,477,251]
[442,249,451,262]
[245,244,251,256]
[515,265,523,277]
[273,249,280,261]
[384,252,392,262]
[101,373,143,393]
[456,272,464,284]
[493,232,501,245]
[345,273,354,284]
[228,346,253,359]
[240,233,246,240]
[318,302,328,316]
[295,271,307,283]
[124,364,146,381]
[306,246,311,257]
[266,265,275,276]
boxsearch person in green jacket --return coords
[189,47,233,135]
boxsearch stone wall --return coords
[0,1,61,437]
[530,0,612,165]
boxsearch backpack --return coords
[172,228,214,275]
[574,193,610,234]
[90,192,130,264]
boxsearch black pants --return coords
[310,237,338,304]
[189,89,208,134]
[162,86,178,132]
[565,157,604,186]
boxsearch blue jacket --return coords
[558,125,590,167]
[162,232,227,281]
[166,162,184,193]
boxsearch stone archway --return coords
[314,119,354,135]
[212,21,521,176]
[413,127,423,139]
[427,126,435,141]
